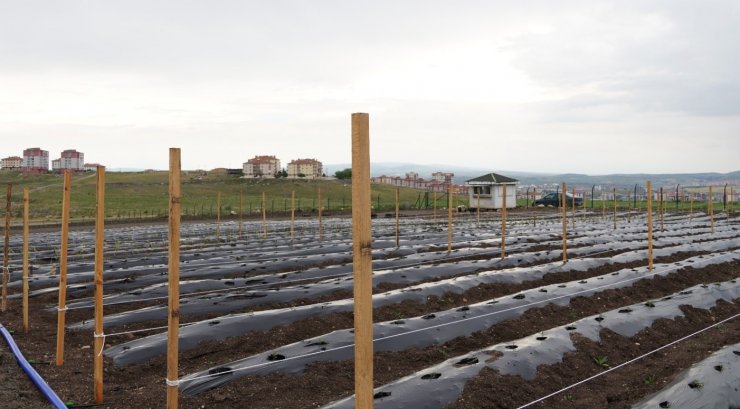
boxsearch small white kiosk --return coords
[465,172,518,210]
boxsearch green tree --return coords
[334,168,352,180]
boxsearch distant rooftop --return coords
[465,172,519,184]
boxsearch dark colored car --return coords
[534,192,583,207]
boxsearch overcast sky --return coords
[1,1,738,174]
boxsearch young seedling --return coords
[644,375,656,385]
[593,355,610,368]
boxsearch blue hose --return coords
[0,323,68,409]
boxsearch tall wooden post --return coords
[261,192,267,239]
[56,171,71,365]
[689,193,694,223]
[166,149,181,409]
[501,184,507,258]
[447,186,453,253]
[1,184,10,312]
[709,186,714,233]
[433,191,437,223]
[613,188,617,230]
[318,188,323,241]
[476,193,480,223]
[238,190,243,239]
[93,166,105,403]
[290,190,295,241]
[532,187,536,227]
[216,192,221,240]
[659,187,664,231]
[561,182,568,262]
[627,192,631,223]
[351,113,373,409]
[601,192,606,221]
[22,188,29,333]
[647,181,653,270]
[395,187,400,247]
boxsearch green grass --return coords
[0,171,468,222]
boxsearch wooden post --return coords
[238,190,243,239]
[660,187,664,231]
[318,187,323,241]
[561,182,567,263]
[216,192,221,240]
[351,113,373,409]
[627,192,631,223]
[501,184,507,258]
[709,186,714,233]
[290,190,295,241]
[476,193,480,223]
[22,188,29,333]
[1,184,10,312]
[447,186,453,253]
[93,166,105,403]
[613,188,617,230]
[647,181,653,271]
[532,187,536,227]
[55,171,71,365]
[433,191,437,223]
[690,193,694,223]
[391,187,398,247]
[261,192,267,239]
[167,149,181,409]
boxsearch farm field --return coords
[0,207,739,408]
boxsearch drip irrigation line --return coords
[515,311,740,409]
[172,255,739,385]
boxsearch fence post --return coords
[239,190,243,239]
[395,187,400,247]
[433,191,437,223]
[291,190,295,241]
[1,183,11,312]
[647,181,653,270]
[216,192,221,240]
[447,186,453,253]
[501,184,507,258]
[93,166,106,403]
[261,192,267,239]
[166,149,181,409]
[22,188,29,333]
[318,188,323,241]
[561,182,567,263]
[351,113,373,409]
[709,186,715,233]
[613,187,617,230]
[56,171,71,365]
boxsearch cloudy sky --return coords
[1,1,738,174]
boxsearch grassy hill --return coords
[0,171,463,222]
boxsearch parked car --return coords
[534,192,583,207]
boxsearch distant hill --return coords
[326,162,740,187]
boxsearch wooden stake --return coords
[166,149,181,409]
[476,193,480,223]
[351,113,373,409]
[690,193,694,223]
[433,191,437,223]
[561,182,567,263]
[261,192,267,239]
[318,187,323,241]
[395,187,400,247]
[216,192,221,240]
[501,184,507,258]
[22,188,29,333]
[1,183,10,312]
[55,171,71,365]
[601,192,605,221]
[532,187,536,227]
[660,187,664,231]
[647,181,653,271]
[613,187,617,230]
[93,166,105,403]
[709,186,714,233]
[290,190,295,241]
[447,186,453,253]
[627,193,631,223]
[238,190,243,239]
